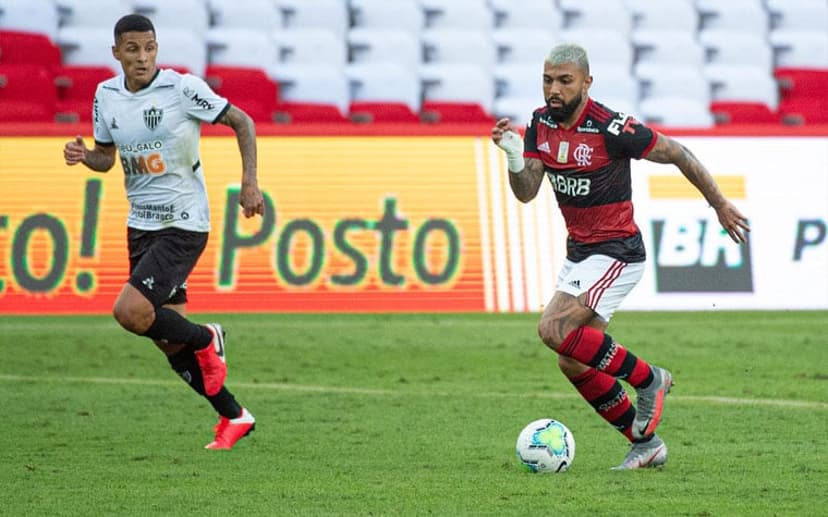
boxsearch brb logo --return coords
[652,218,753,292]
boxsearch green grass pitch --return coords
[1,311,826,516]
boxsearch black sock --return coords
[143,307,212,350]
[168,350,242,419]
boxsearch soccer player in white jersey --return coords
[63,14,264,450]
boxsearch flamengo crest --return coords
[143,106,163,130]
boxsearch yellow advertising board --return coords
[0,136,492,313]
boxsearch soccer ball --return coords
[515,418,575,473]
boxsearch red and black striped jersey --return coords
[523,97,657,263]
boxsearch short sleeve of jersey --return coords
[523,109,541,158]
[92,87,113,145]
[604,114,657,160]
[179,74,230,124]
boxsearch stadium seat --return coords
[769,31,828,68]
[349,0,424,35]
[348,28,421,72]
[421,0,495,30]
[276,0,349,38]
[705,64,778,109]
[208,0,282,31]
[559,29,633,70]
[204,65,278,123]
[54,65,114,122]
[273,101,350,124]
[559,0,632,32]
[492,96,543,126]
[0,63,56,122]
[420,101,493,124]
[0,0,59,41]
[774,68,828,103]
[638,97,715,127]
[421,63,494,119]
[57,28,120,73]
[272,65,349,117]
[153,28,207,78]
[696,0,769,33]
[777,98,828,125]
[0,30,62,72]
[699,29,773,69]
[207,28,278,73]
[347,62,421,122]
[423,28,497,72]
[133,0,210,36]
[588,63,641,109]
[766,0,828,31]
[636,63,710,104]
[626,0,698,32]
[493,63,543,99]
[492,28,558,65]
[273,29,347,70]
[710,101,778,124]
[55,0,130,30]
[490,0,563,30]
[633,30,705,67]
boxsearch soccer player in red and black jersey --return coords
[492,43,750,469]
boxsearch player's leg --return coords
[539,255,672,440]
[157,304,255,450]
[112,228,226,396]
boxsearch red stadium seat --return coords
[0,64,56,122]
[348,101,421,123]
[273,102,350,124]
[0,30,62,72]
[710,101,779,124]
[420,101,494,123]
[54,65,114,123]
[774,67,828,102]
[205,65,279,123]
[778,98,828,125]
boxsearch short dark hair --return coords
[114,14,155,41]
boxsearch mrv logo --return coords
[652,218,753,293]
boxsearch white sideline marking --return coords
[0,373,825,410]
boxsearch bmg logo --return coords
[652,218,753,293]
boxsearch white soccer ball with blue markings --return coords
[515,418,575,473]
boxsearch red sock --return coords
[568,368,636,442]
[559,327,653,388]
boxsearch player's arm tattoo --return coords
[509,157,546,203]
[218,105,258,186]
[84,145,117,172]
[645,133,727,209]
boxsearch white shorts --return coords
[556,254,645,322]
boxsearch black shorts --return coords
[127,227,209,308]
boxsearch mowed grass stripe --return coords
[2,373,825,410]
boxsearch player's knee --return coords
[557,355,587,377]
[112,299,154,334]
[537,315,565,350]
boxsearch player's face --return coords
[542,61,592,124]
[112,31,158,92]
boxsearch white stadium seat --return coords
[346,61,422,111]
[275,0,349,38]
[422,28,497,72]
[633,30,705,67]
[560,28,633,70]
[0,0,59,40]
[492,96,544,126]
[421,0,494,30]
[493,63,544,99]
[349,0,424,35]
[636,63,711,104]
[766,0,828,31]
[705,64,779,109]
[272,29,347,70]
[421,63,494,114]
[626,0,698,32]
[769,30,828,68]
[133,0,210,36]
[348,28,421,72]
[638,97,715,127]
[493,28,559,64]
[273,65,349,115]
[699,29,774,69]
[207,28,278,72]
[154,28,207,77]
[208,0,282,31]
[56,27,121,72]
[490,0,563,30]
[55,0,131,30]
[559,0,632,33]
[696,0,769,33]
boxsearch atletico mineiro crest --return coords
[143,106,163,130]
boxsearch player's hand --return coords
[239,183,265,218]
[491,118,522,147]
[63,135,88,166]
[714,199,750,244]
